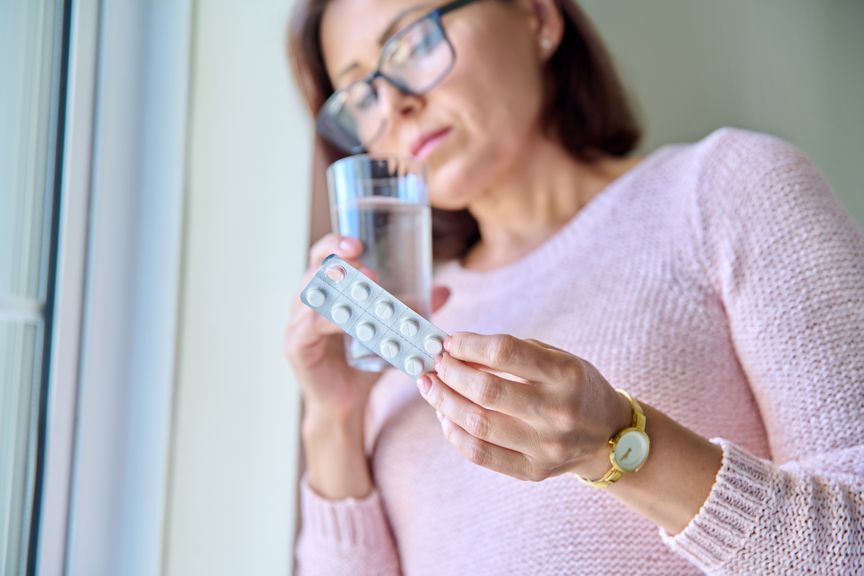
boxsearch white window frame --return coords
[37,1,191,574]
[35,0,97,572]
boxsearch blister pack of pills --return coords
[300,254,448,377]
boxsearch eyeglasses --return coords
[316,0,482,154]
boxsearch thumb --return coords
[431,285,451,313]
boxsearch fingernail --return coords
[338,239,354,253]
[416,375,431,395]
[435,410,443,422]
[443,336,451,351]
[434,354,443,370]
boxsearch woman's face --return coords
[320,0,555,209]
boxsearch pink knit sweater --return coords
[295,128,864,574]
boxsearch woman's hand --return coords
[416,332,632,482]
[284,233,450,425]
[284,234,379,424]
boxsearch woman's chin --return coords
[427,164,482,211]
[428,191,472,211]
[428,181,475,212]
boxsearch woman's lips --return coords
[411,127,452,159]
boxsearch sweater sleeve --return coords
[662,129,864,574]
[295,476,401,576]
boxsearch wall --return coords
[581,0,864,224]
[163,1,308,574]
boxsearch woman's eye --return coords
[387,21,439,66]
[354,89,377,111]
[389,43,412,67]
[409,33,439,58]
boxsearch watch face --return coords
[613,429,650,473]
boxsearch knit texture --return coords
[294,128,864,575]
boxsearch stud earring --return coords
[541,37,553,51]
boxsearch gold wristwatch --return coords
[577,389,650,489]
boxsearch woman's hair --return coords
[288,0,641,261]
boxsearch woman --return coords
[284,0,864,573]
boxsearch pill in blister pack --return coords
[300,254,449,378]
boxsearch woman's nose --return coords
[375,78,422,121]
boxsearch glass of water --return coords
[327,155,433,372]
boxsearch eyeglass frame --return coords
[315,0,484,153]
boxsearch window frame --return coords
[35,0,192,573]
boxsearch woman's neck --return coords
[462,139,642,272]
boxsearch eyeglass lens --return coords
[319,14,455,151]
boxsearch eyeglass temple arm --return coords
[435,0,483,18]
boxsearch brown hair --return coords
[288,0,641,261]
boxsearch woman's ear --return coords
[520,0,564,59]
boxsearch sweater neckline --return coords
[436,145,671,297]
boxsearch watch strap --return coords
[576,389,646,489]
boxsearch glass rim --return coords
[326,154,427,187]
[327,152,425,170]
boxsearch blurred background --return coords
[0,0,861,575]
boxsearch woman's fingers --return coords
[434,353,536,415]
[309,233,362,267]
[416,332,613,483]
[435,411,540,482]
[284,307,342,358]
[307,234,371,282]
[445,332,564,382]
[419,372,539,454]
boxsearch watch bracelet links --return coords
[576,389,646,489]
